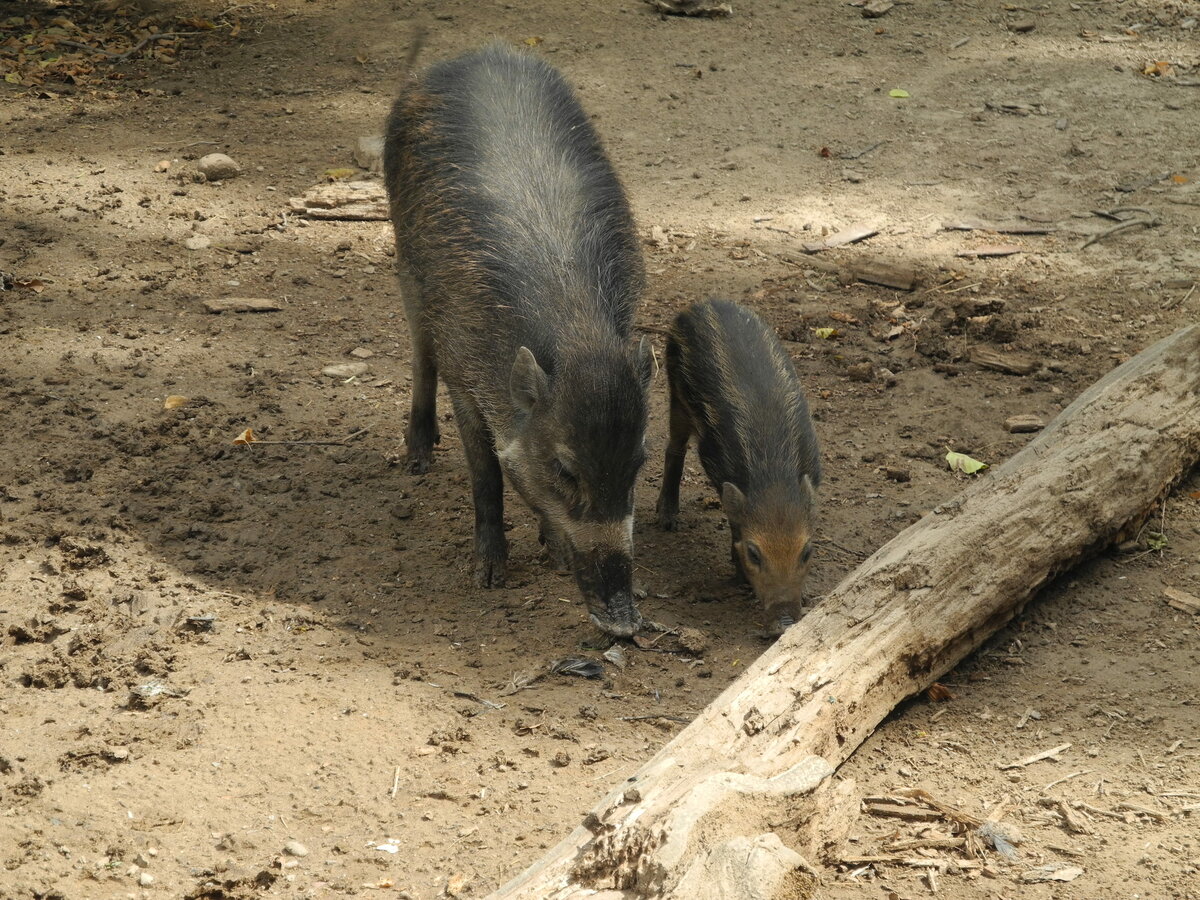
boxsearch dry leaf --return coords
[1171,174,1189,184]
[830,311,860,324]
[323,167,358,181]
[163,395,189,409]
[523,36,543,46]
[812,327,839,340]
[232,428,257,445]
[926,682,955,702]
[15,278,45,293]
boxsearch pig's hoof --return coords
[656,509,679,531]
[406,454,432,475]
[540,541,571,574]
[475,557,506,589]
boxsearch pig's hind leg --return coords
[400,272,440,475]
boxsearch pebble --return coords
[321,362,369,378]
[183,235,211,251]
[349,347,374,359]
[283,840,309,858]
[138,872,154,887]
[197,153,241,181]
[846,362,875,382]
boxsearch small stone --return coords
[1010,18,1036,32]
[138,872,154,887]
[846,362,874,382]
[353,135,385,175]
[878,367,899,386]
[390,501,414,520]
[321,362,369,379]
[677,627,709,655]
[283,840,309,858]
[133,853,151,868]
[1005,414,1045,434]
[197,153,241,181]
[349,347,374,359]
[183,235,211,251]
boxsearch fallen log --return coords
[490,324,1200,900]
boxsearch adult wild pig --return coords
[384,44,651,636]
[656,299,821,636]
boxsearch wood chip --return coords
[1118,802,1171,822]
[864,802,943,821]
[1000,742,1071,770]
[957,244,1023,258]
[970,346,1039,376]
[288,181,389,221]
[1163,587,1200,614]
[203,297,283,314]
[1005,414,1045,433]
[1022,864,1083,883]
[802,225,879,253]
[943,220,1057,235]
[849,260,916,291]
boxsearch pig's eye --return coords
[552,458,578,488]
[800,542,813,564]
[743,542,763,570]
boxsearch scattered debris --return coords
[549,657,604,679]
[1006,414,1045,433]
[946,451,988,475]
[1021,863,1083,883]
[1163,587,1200,614]
[943,219,1057,235]
[850,260,917,290]
[970,346,1039,376]
[1082,208,1160,248]
[288,181,389,221]
[956,244,1023,258]
[203,297,283,314]
[645,0,733,16]
[802,225,878,253]
[602,646,628,669]
[1001,742,1071,770]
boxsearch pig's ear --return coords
[799,473,817,502]
[511,346,548,413]
[721,482,748,525]
[636,334,654,389]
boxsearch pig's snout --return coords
[572,546,643,638]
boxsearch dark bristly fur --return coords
[656,299,821,636]
[384,44,651,636]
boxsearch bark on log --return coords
[490,325,1200,900]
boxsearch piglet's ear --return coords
[511,346,548,413]
[635,335,654,389]
[721,482,748,525]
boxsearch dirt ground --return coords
[2,0,1199,897]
